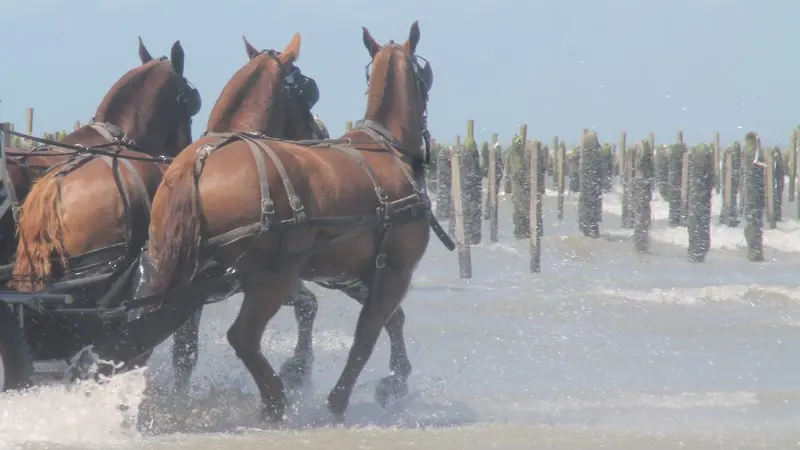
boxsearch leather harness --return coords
[13,123,163,302]
[187,119,449,302]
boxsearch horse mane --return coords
[364,45,421,158]
[365,48,395,121]
[94,59,175,126]
[206,56,281,133]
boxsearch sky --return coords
[0,0,799,149]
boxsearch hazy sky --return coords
[0,0,798,148]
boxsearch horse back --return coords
[56,149,168,256]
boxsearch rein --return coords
[3,129,174,164]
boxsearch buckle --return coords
[289,196,304,212]
[261,198,275,216]
[375,253,386,269]
[11,202,20,223]
[375,187,388,202]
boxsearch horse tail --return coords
[150,156,202,293]
[9,172,68,291]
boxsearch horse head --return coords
[361,21,433,164]
[206,33,316,140]
[91,38,200,157]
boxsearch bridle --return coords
[363,42,433,164]
[255,49,317,136]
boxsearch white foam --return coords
[505,390,759,413]
[599,284,800,306]
[650,220,800,252]
[602,187,723,221]
[601,187,800,252]
[0,369,147,447]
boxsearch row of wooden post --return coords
[0,108,83,148]
[443,122,546,278]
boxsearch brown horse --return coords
[0,144,90,265]
[163,33,326,394]
[7,38,201,373]
[143,21,435,422]
[166,34,419,400]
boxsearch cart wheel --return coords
[0,304,33,392]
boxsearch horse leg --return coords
[171,306,203,393]
[327,267,412,421]
[227,270,297,422]
[375,307,411,406]
[337,283,411,407]
[278,280,317,389]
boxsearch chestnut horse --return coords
[0,143,95,265]
[142,21,437,422]
[165,34,420,401]
[8,38,201,374]
[162,33,327,393]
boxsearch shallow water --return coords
[2,184,800,449]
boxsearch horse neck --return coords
[363,58,423,156]
[207,61,288,136]
[93,106,176,155]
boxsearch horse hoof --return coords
[260,402,287,424]
[279,356,313,390]
[374,375,409,408]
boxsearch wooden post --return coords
[623,145,637,229]
[713,131,721,193]
[25,108,33,135]
[687,144,713,262]
[73,120,81,131]
[0,123,10,146]
[791,129,798,202]
[765,143,776,230]
[720,149,734,226]
[488,133,499,242]
[530,139,541,273]
[450,141,471,278]
[551,136,559,188]
[667,142,685,227]
[619,131,629,226]
[25,108,34,148]
[619,131,627,185]
[772,147,785,222]
[579,130,601,238]
[740,141,748,217]
[557,141,566,220]
[680,150,690,226]
[633,141,653,253]
[648,132,655,192]
[435,145,453,221]
[744,132,764,262]
[345,120,353,132]
[447,135,463,237]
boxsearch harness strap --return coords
[327,141,388,203]
[352,126,423,196]
[91,123,121,143]
[250,136,306,224]
[243,137,275,230]
[4,166,20,223]
[119,158,152,220]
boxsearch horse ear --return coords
[406,21,420,54]
[362,26,380,58]
[138,36,153,64]
[242,35,260,60]
[170,40,185,76]
[281,32,302,65]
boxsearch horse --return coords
[162,33,329,394]
[7,37,201,378]
[0,141,95,265]
[162,35,419,401]
[141,20,436,422]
